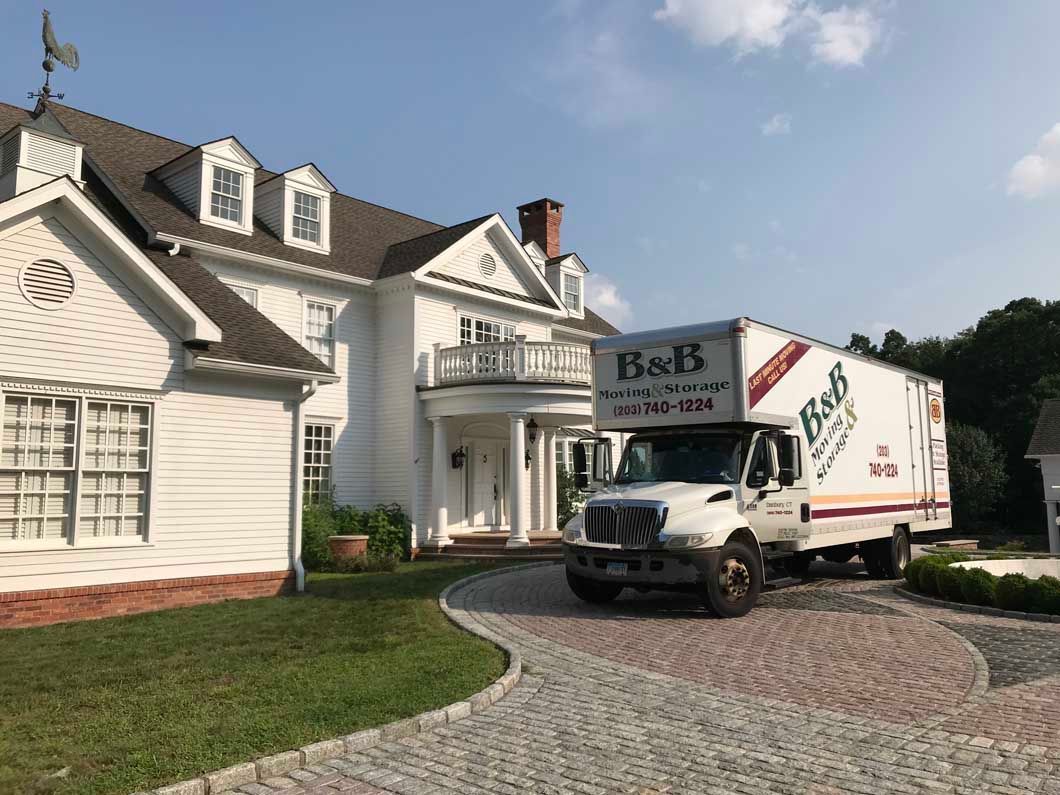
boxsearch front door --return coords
[472,441,504,527]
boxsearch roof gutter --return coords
[154,232,374,288]
[188,355,340,383]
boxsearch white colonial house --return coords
[0,100,618,625]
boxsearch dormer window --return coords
[152,136,260,236]
[210,167,244,224]
[292,191,321,244]
[563,274,581,312]
[254,164,335,253]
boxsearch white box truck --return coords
[564,318,951,617]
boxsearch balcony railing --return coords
[434,337,591,386]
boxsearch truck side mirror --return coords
[572,442,587,476]
[574,472,589,490]
[780,435,802,480]
[778,467,796,488]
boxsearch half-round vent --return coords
[479,252,497,277]
[707,489,734,503]
[19,259,77,311]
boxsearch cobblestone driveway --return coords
[239,565,1060,795]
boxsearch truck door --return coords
[742,431,811,543]
[906,378,935,520]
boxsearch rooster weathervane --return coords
[29,9,80,102]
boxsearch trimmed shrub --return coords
[937,565,967,603]
[902,557,926,588]
[372,503,412,559]
[333,552,400,573]
[1026,575,1060,615]
[917,556,952,596]
[364,508,407,559]
[995,573,1031,611]
[960,567,998,606]
[302,500,337,571]
[334,504,364,535]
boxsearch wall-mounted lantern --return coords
[524,449,532,470]
[451,446,466,470]
[526,417,539,446]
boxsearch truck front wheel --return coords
[566,569,624,603]
[702,540,762,618]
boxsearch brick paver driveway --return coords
[241,564,1060,794]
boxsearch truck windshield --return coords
[614,434,742,485]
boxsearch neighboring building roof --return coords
[38,102,444,281]
[378,215,491,279]
[1027,399,1060,457]
[555,307,620,336]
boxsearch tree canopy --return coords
[846,297,1060,530]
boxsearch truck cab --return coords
[565,426,806,617]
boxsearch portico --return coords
[420,339,593,549]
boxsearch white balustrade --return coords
[435,340,591,385]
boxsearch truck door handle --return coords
[493,484,498,501]
[801,503,811,523]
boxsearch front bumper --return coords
[563,543,720,588]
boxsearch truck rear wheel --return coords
[566,569,623,603]
[702,539,762,618]
[860,528,910,579]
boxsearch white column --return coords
[544,429,558,533]
[507,413,529,547]
[1048,500,1060,555]
[428,416,451,547]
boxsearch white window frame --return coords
[222,280,259,308]
[457,313,516,346]
[0,388,156,552]
[292,191,322,245]
[303,298,337,369]
[563,274,581,313]
[209,165,244,225]
[303,423,334,504]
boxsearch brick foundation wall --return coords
[0,570,295,629]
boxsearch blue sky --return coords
[3,1,1060,346]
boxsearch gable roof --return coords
[37,101,444,281]
[378,215,492,279]
[1027,399,1060,457]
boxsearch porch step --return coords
[449,533,561,548]
[436,543,563,556]
[417,552,563,562]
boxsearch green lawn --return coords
[0,562,503,795]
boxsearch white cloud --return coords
[731,242,752,260]
[653,0,884,67]
[761,112,792,136]
[653,0,798,55]
[585,274,634,328]
[1007,123,1060,199]
[805,4,881,67]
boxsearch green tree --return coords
[556,466,584,528]
[946,421,1007,529]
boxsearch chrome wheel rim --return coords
[718,557,751,602]
[897,536,910,570]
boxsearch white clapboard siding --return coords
[198,255,378,507]
[0,217,182,390]
[164,163,201,215]
[434,232,541,300]
[375,289,415,510]
[255,182,284,239]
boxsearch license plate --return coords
[605,562,628,577]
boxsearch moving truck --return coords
[564,318,951,617]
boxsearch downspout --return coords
[292,380,319,591]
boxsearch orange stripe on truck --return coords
[811,492,950,505]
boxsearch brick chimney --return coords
[517,198,564,259]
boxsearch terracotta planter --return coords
[328,535,369,561]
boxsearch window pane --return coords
[79,401,151,539]
[303,424,334,504]
[304,302,336,367]
[227,284,258,307]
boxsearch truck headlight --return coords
[662,532,713,549]
[563,513,584,544]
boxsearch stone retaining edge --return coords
[894,585,1060,624]
[144,562,558,795]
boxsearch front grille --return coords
[584,501,666,547]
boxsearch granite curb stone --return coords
[141,563,549,795]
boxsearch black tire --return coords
[784,552,814,578]
[566,569,623,603]
[702,539,763,618]
[861,543,887,578]
[881,527,911,579]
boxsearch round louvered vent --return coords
[19,259,77,311]
[479,253,497,277]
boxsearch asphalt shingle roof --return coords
[378,215,492,279]
[1027,399,1060,457]
[555,307,620,336]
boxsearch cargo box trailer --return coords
[564,318,951,617]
